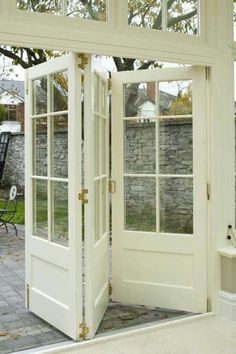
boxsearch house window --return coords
[5,105,17,121]
[128,0,199,35]
[16,0,107,21]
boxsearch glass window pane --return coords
[94,74,99,112]
[67,0,107,21]
[124,120,156,174]
[101,178,107,236]
[51,181,68,246]
[159,81,192,116]
[33,179,48,239]
[167,0,198,35]
[51,115,68,178]
[94,115,100,176]
[33,77,47,115]
[101,80,106,116]
[128,0,162,29]
[17,0,63,15]
[33,118,47,176]
[159,118,192,174]
[160,177,193,234]
[124,82,156,118]
[101,118,107,175]
[234,1,236,41]
[94,180,100,242]
[51,71,68,112]
[125,177,156,232]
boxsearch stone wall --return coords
[2,120,193,234]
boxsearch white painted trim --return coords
[16,313,214,354]
[218,291,236,321]
[218,247,236,259]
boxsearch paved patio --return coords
[0,226,69,354]
[0,225,195,353]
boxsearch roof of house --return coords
[0,80,24,100]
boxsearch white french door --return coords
[111,66,208,313]
[25,54,83,340]
[83,56,110,338]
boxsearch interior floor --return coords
[96,302,194,335]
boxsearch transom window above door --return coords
[16,0,200,36]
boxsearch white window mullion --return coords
[156,81,160,233]
[162,0,167,32]
[62,0,67,17]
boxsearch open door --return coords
[83,56,110,338]
[25,54,83,340]
[112,66,207,313]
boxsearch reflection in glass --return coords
[124,82,156,117]
[17,0,63,15]
[94,115,100,177]
[94,181,100,242]
[33,118,47,176]
[159,118,192,174]
[159,177,193,234]
[101,80,106,115]
[159,81,192,116]
[33,77,47,115]
[51,181,68,246]
[67,0,107,21]
[125,177,156,232]
[124,120,156,174]
[51,115,68,178]
[33,179,48,239]
[128,0,162,29]
[51,71,68,112]
[167,0,198,35]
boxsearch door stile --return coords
[25,54,84,340]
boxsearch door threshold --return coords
[15,313,214,354]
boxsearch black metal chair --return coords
[0,186,18,236]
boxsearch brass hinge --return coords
[78,189,88,204]
[26,283,30,309]
[109,280,112,297]
[207,183,210,201]
[78,54,89,69]
[79,322,89,340]
[109,180,116,193]
[108,78,112,91]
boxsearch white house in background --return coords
[0,80,24,133]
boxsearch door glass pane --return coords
[124,120,156,174]
[94,73,99,112]
[125,177,156,232]
[159,118,193,174]
[51,181,68,246]
[33,118,47,176]
[51,71,68,112]
[167,0,198,35]
[33,77,47,115]
[124,82,156,118]
[159,177,193,234]
[94,180,100,242]
[94,115,100,176]
[101,178,107,236]
[17,0,63,15]
[51,115,68,178]
[101,80,106,115]
[67,0,107,21]
[101,118,107,175]
[234,1,236,41]
[33,179,48,239]
[128,0,162,29]
[159,81,192,116]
